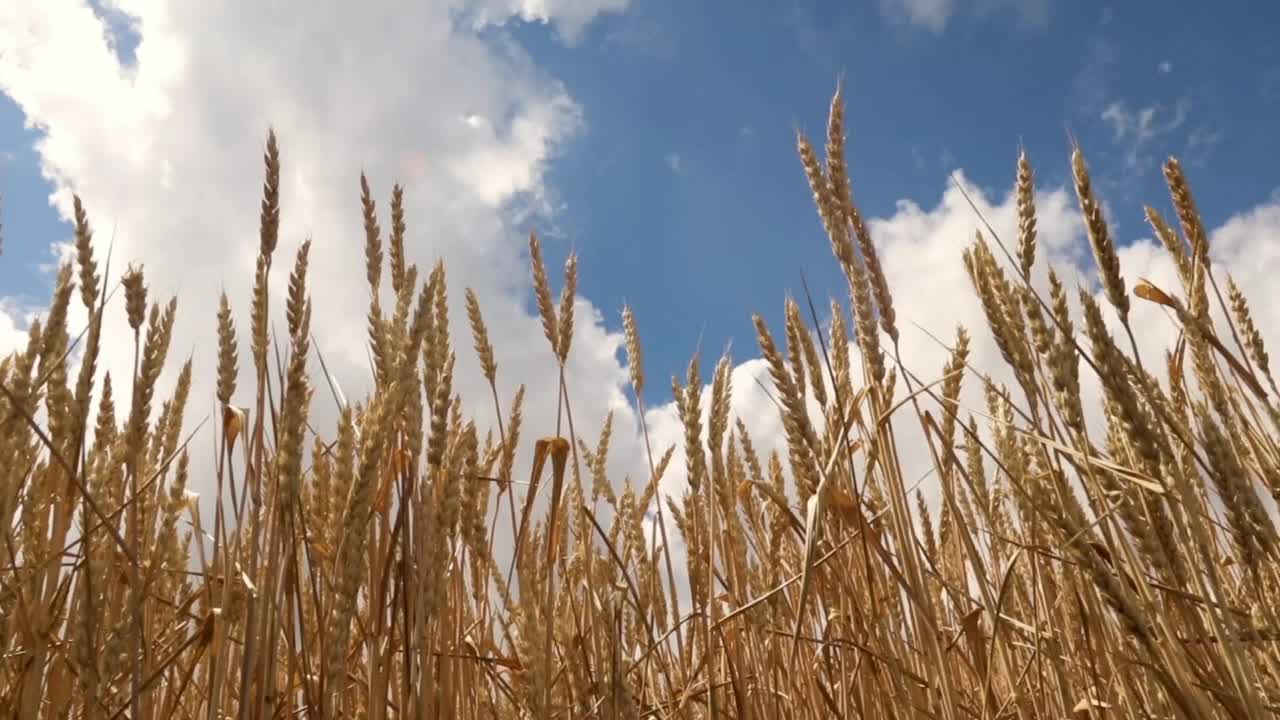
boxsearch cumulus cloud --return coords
[633,166,1091,611]
[1196,200,1280,334]
[0,0,643,546]
[5,0,1280,615]
[647,159,1280,541]
[0,300,31,354]
[855,164,1280,513]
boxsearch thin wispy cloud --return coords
[1073,34,1119,112]
[1101,99,1189,144]
[1184,125,1226,168]
[910,144,926,171]
[601,13,676,60]
[785,0,848,67]
[665,151,685,175]
[880,0,953,32]
[1261,66,1280,102]
[1099,96,1192,171]
[879,0,1051,33]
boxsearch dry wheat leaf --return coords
[1134,278,1175,308]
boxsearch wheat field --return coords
[2,86,1279,718]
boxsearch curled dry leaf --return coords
[1134,278,1176,308]
[542,436,571,481]
[222,404,247,451]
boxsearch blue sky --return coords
[516,0,1280,396]
[2,0,1280,412]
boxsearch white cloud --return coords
[880,0,1049,33]
[629,169,1094,609]
[1262,67,1280,103]
[1158,60,1173,74]
[0,300,31,355]
[0,0,642,547]
[975,0,1050,27]
[459,0,630,44]
[600,13,675,60]
[1184,125,1225,168]
[664,151,685,176]
[5,0,1280,614]
[1072,35,1118,113]
[1203,201,1280,328]
[1101,100,1188,144]
[862,166,1280,514]
[647,161,1280,552]
[1099,97,1191,171]
[881,0,953,32]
